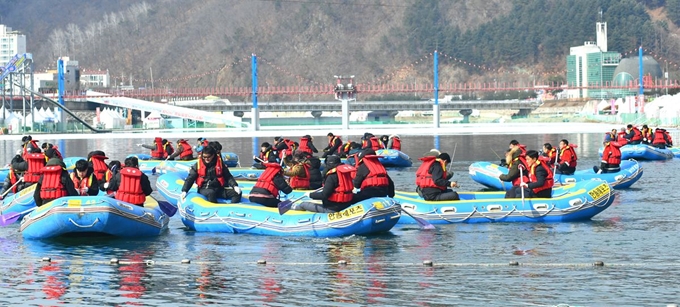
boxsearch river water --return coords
[1,132,679,306]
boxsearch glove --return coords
[0,195,3,200]
[180,192,187,201]
[136,143,143,147]
[103,182,109,189]
[233,186,241,194]
[450,181,458,188]
[352,188,359,193]
[80,188,88,195]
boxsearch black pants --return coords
[199,187,242,203]
[249,196,280,208]
[556,164,576,175]
[505,187,552,199]
[653,143,666,149]
[352,187,390,203]
[595,163,620,173]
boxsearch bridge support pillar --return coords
[311,110,323,125]
[341,99,349,130]
[433,104,440,128]
[517,108,531,117]
[459,109,472,123]
[251,107,259,131]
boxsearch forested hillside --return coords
[1,0,679,93]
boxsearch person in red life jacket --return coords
[556,139,578,175]
[41,142,63,160]
[21,135,40,157]
[617,127,628,145]
[273,136,290,162]
[539,143,557,168]
[594,135,622,174]
[302,151,324,189]
[12,147,46,185]
[387,134,402,151]
[624,124,643,145]
[297,135,319,155]
[505,150,554,199]
[33,159,79,207]
[499,146,526,187]
[341,141,357,158]
[415,151,459,201]
[652,128,672,149]
[344,142,363,166]
[353,149,395,203]
[361,133,384,151]
[194,137,210,154]
[0,155,28,199]
[180,144,242,203]
[167,139,194,161]
[322,133,343,158]
[71,159,100,196]
[294,155,356,213]
[104,157,153,206]
[249,161,294,208]
[253,142,279,169]
[139,137,174,160]
[509,139,527,156]
[284,152,312,190]
[640,125,653,145]
[87,150,113,189]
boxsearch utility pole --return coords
[150,67,154,89]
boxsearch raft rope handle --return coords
[191,211,217,221]
[517,203,556,218]
[217,214,270,232]
[433,207,477,223]
[68,217,100,228]
[475,205,516,221]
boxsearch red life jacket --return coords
[151,137,168,159]
[602,143,622,165]
[115,167,146,205]
[289,162,311,189]
[71,172,94,196]
[617,132,628,144]
[196,156,225,188]
[544,148,556,166]
[259,149,276,162]
[8,170,20,193]
[528,161,554,194]
[39,165,68,200]
[24,153,47,183]
[652,130,667,145]
[416,156,446,190]
[298,137,313,154]
[254,163,283,196]
[284,139,295,156]
[328,136,343,155]
[326,164,355,203]
[630,127,642,142]
[558,145,578,168]
[178,141,193,159]
[390,137,402,151]
[641,129,653,140]
[22,140,40,157]
[89,155,112,182]
[357,155,389,189]
[342,143,352,155]
[363,137,383,151]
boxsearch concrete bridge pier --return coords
[311,111,323,125]
[459,109,472,123]
[517,108,532,117]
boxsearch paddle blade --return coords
[278,200,293,215]
[0,212,23,226]
[158,200,177,217]
[401,209,435,230]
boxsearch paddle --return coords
[400,208,435,230]
[0,177,24,199]
[0,206,36,226]
[157,200,177,217]
[278,188,322,215]
[158,156,171,174]
[518,164,526,208]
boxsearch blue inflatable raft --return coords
[20,196,170,239]
[468,160,642,190]
[375,149,413,167]
[598,144,673,160]
[129,152,239,174]
[156,172,401,237]
[394,179,615,224]
[0,183,38,224]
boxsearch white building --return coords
[0,24,27,66]
[80,69,110,88]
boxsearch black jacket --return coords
[106,168,153,197]
[33,159,79,206]
[182,159,238,193]
[353,162,395,197]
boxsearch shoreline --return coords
[0,122,623,141]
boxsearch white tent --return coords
[3,112,22,133]
[94,108,125,129]
[644,94,680,120]
[143,111,164,129]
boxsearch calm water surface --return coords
[1,132,679,306]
